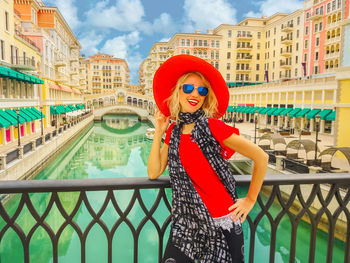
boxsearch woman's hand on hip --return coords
[154,108,170,134]
[228,197,255,224]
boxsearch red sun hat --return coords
[152,54,229,118]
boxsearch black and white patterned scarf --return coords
[168,108,238,262]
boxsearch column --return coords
[310,119,314,132]
[320,119,325,133]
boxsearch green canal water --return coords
[0,114,346,263]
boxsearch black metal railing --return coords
[283,158,310,173]
[23,142,32,154]
[0,175,349,263]
[6,149,19,164]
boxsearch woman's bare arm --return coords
[223,133,269,222]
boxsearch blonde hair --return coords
[167,72,218,122]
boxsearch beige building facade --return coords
[83,53,130,95]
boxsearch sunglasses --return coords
[182,84,209,97]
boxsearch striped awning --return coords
[0,66,44,84]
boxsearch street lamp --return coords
[254,110,259,144]
[55,105,58,129]
[40,106,43,136]
[314,114,321,166]
[16,108,21,146]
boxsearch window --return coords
[295,68,298,76]
[194,40,198,46]
[315,51,319,60]
[216,51,219,59]
[227,52,231,59]
[316,37,320,46]
[305,39,308,49]
[216,41,220,48]
[337,0,341,8]
[296,43,299,51]
[295,56,298,63]
[274,39,276,46]
[273,61,275,69]
[256,74,259,81]
[257,32,261,39]
[257,43,260,49]
[186,39,190,46]
[215,62,218,69]
[297,16,300,25]
[5,11,9,31]
[320,6,324,14]
[332,0,336,10]
[304,53,307,62]
[305,26,309,35]
[228,30,232,37]
[0,40,4,60]
[315,24,318,32]
[211,41,215,48]
[228,41,231,48]
[257,53,260,60]
[319,22,323,31]
[274,27,276,34]
[256,64,260,70]
[227,63,230,70]
[181,39,185,46]
[211,51,214,59]
[273,50,275,57]
[297,29,300,38]
[327,3,331,13]
[226,74,230,81]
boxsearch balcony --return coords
[69,57,79,63]
[54,59,67,67]
[281,36,293,45]
[324,51,340,60]
[10,56,36,71]
[236,34,253,40]
[236,44,253,51]
[281,50,292,57]
[236,55,253,61]
[281,24,294,32]
[307,12,324,21]
[0,175,347,262]
[55,72,68,83]
[70,68,78,75]
[326,36,341,44]
[14,30,41,52]
[70,44,79,50]
[280,61,292,69]
[193,44,209,49]
[236,67,252,73]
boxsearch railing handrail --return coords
[1,174,349,193]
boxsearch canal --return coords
[0,114,346,262]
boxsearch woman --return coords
[148,55,268,263]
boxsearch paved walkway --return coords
[226,121,349,171]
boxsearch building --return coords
[0,0,44,147]
[83,53,130,95]
[302,0,347,76]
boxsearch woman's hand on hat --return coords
[228,197,255,224]
[154,108,170,134]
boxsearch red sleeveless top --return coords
[164,119,239,217]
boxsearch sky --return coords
[43,0,304,84]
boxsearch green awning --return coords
[56,105,65,114]
[82,104,85,108]
[0,66,44,84]
[22,108,39,120]
[318,109,333,120]
[19,109,34,121]
[259,107,271,114]
[296,108,311,118]
[76,104,83,109]
[66,105,73,112]
[281,108,294,116]
[325,111,336,121]
[234,106,243,112]
[0,111,17,125]
[31,107,45,118]
[271,108,286,116]
[241,107,251,113]
[227,106,234,112]
[266,107,278,115]
[288,108,301,117]
[50,106,58,115]
[71,106,77,111]
[306,109,321,119]
[247,107,260,114]
[0,115,11,128]
[6,109,26,123]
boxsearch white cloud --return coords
[183,0,237,32]
[100,31,144,83]
[79,31,104,56]
[85,0,145,31]
[244,0,304,18]
[100,31,141,59]
[45,0,81,31]
[159,37,171,42]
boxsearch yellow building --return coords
[0,0,44,146]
